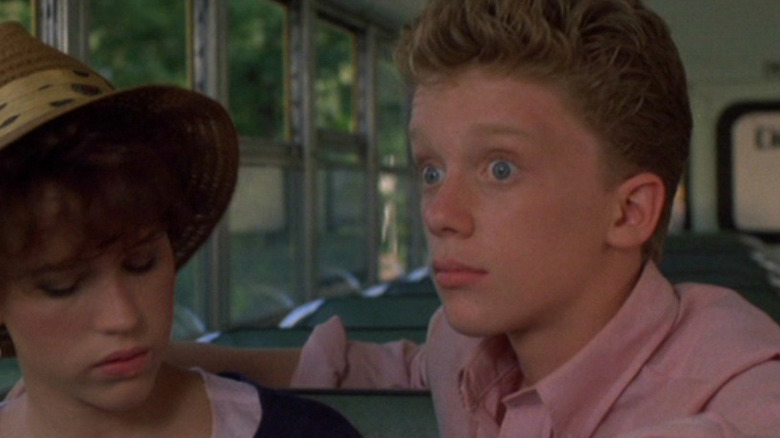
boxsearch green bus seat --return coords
[294,294,441,329]
[209,326,427,348]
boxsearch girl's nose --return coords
[93,276,142,334]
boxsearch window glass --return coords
[0,1,31,27]
[377,41,409,167]
[377,40,413,280]
[379,171,413,280]
[229,0,288,140]
[229,166,302,325]
[89,0,186,87]
[318,168,367,296]
[668,180,688,233]
[316,19,355,132]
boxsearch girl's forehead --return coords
[4,225,162,280]
[3,222,92,277]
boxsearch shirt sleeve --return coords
[290,316,429,390]
[616,360,780,438]
[704,359,780,437]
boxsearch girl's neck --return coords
[3,364,211,438]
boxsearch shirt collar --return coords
[459,262,679,435]
[458,334,520,416]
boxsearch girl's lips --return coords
[94,348,151,379]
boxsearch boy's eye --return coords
[421,165,444,186]
[489,160,515,181]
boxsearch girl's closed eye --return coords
[124,253,158,274]
[123,231,167,273]
[38,277,81,298]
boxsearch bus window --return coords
[89,0,186,88]
[0,1,31,28]
[377,39,414,280]
[318,168,368,296]
[230,166,301,325]
[316,19,355,133]
[229,0,287,141]
[668,181,689,233]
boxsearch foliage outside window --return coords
[229,0,287,140]
[89,0,186,88]
[0,1,31,28]
[377,40,413,280]
[377,42,408,167]
[316,19,355,132]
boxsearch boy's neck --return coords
[5,364,210,438]
[508,252,645,387]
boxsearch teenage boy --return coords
[169,1,780,436]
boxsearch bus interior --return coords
[1,1,780,436]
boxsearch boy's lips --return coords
[431,259,487,289]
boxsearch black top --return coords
[220,373,362,438]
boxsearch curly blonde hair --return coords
[396,0,691,261]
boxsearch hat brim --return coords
[1,84,239,268]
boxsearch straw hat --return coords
[0,21,239,268]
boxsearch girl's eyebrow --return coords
[23,231,164,277]
[24,251,100,277]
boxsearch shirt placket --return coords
[499,390,554,438]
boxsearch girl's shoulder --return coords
[207,371,362,438]
[0,397,25,438]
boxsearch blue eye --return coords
[489,160,515,181]
[421,165,444,186]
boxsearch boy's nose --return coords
[422,179,475,238]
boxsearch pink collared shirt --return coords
[292,263,780,437]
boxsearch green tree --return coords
[89,0,186,88]
[228,0,286,140]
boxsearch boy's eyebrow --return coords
[411,121,534,139]
[468,122,535,138]
[409,122,534,149]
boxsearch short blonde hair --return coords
[396,0,691,261]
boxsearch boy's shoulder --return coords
[652,282,780,379]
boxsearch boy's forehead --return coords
[408,70,581,141]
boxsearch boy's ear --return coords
[606,172,665,250]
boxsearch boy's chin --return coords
[442,305,508,338]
